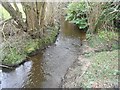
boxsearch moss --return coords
[2,27,59,65]
[24,39,40,54]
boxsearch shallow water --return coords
[2,18,86,88]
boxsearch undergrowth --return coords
[86,30,119,51]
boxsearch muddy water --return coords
[2,18,86,88]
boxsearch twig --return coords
[0,18,12,26]
[0,21,15,59]
[77,62,90,80]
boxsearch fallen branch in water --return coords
[0,64,15,70]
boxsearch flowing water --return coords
[2,18,86,88]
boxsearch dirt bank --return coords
[61,55,90,88]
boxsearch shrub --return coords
[65,2,88,31]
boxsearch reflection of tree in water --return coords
[23,52,45,88]
[61,17,86,42]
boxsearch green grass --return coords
[80,50,119,88]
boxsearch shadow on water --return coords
[2,17,86,88]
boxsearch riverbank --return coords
[61,30,119,88]
[61,49,119,88]
[0,20,59,69]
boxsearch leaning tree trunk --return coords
[1,2,27,31]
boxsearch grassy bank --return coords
[1,27,59,66]
[81,30,119,88]
[61,30,119,88]
[80,50,119,88]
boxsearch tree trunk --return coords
[21,2,46,38]
[22,3,38,33]
[45,3,54,26]
[1,2,61,38]
[87,2,102,34]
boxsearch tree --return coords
[1,2,46,38]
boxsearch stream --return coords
[1,18,86,88]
